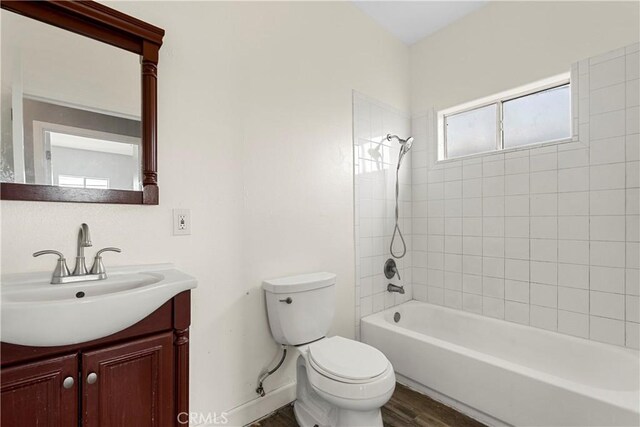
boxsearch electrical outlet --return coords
[173,209,191,235]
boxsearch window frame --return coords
[437,72,572,162]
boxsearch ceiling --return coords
[352,1,488,45]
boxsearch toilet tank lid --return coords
[262,272,336,294]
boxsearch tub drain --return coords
[393,312,401,323]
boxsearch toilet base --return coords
[294,358,337,427]
[293,354,385,427]
[337,408,383,426]
[294,400,383,427]
[293,399,334,427]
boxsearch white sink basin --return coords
[1,264,197,347]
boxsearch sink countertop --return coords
[1,263,197,347]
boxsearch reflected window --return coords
[32,120,141,191]
[59,174,109,189]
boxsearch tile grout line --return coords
[585,62,592,341]
[623,52,628,346]
[556,149,560,331]
[528,151,532,326]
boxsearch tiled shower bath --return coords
[354,45,638,349]
[410,44,640,349]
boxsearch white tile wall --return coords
[410,44,640,349]
[353,93,412,338]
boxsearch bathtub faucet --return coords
[387,283,405,294]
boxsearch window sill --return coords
[435,136,579,165]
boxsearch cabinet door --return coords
[82,332,173,427]
[1,353,78,427]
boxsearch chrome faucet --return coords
[72,223,92,276]
[33,223,121,284]
[387,283,405,294]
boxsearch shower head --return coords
[387,134,414,159]
[387,134,414,169]
[387,134,413,152]
[403,136,414,153]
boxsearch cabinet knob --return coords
[87,372,98,384]
[62,376,74,389]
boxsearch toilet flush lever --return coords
[279,297,292,304]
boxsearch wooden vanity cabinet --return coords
[1,291,190,427]
[1,353,79,426]
[82,332,173,426]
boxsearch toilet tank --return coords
[262,272,336,346]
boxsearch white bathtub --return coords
[361,301,640,427]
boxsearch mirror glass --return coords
[1,10,142,191]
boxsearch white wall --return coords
[0,1,409,424]
[353,93,412,339]
[409,0,639,348]
[410,1,640,115]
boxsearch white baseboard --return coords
[222,382,296,427]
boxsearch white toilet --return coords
[263,272,395,427]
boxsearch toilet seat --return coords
[308,336,389,384]
[302,336,396,404]
[305,358,395,403]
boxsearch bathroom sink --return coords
[1,264,197,347]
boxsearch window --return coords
[438,73,571,160]
[445,104,498,159]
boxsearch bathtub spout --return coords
[387,283,405,294]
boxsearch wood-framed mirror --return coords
[0,0,164,204]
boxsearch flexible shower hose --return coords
[390,155,407,259]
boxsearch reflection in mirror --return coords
[1,9,141,191]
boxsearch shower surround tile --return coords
[409,45,640,349]
[353,93,412,337]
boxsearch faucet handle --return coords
[90,247,121,276]
[384,258,401,280]
[34,249,65,259]
[33,250,71,281]
[95,247,122,257]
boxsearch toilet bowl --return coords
[295,336,396,427]
[262,273,395,427]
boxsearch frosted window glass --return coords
[503,84,570,148]
[85,178,109,189]
[58,175,84,188]
[445,104,497,159]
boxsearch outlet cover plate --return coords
[173,209,191,235]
